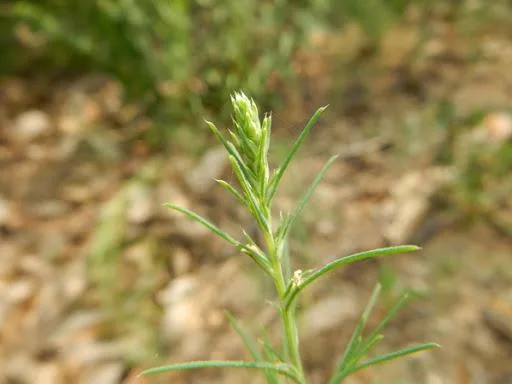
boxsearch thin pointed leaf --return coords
[216,179,246,205]
[364,292,410,346]
[206,120,238,159]
[361,283,382,323]
[285,246,420,311]
[140,360,304,383]
[240,246,272,276]
[328,320,364,384]
[345,343,440,377]
[164,203,241,248]
[206,120,257,185]
[357,334,385,360]
[226,314,279,384]
[328,285,382,384]
[277,155,339,245]
[239,230,272,274]
[261,329,283,363]
[267,106,328,203]
[229,156,270,234]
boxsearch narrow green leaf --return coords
[216,179,246,206]
[240,247,272,276]
[361,283,382,324]
[206,120,238,159]
[139,360,304,383]
[328,319,364,384]
[261,329,283,363]
[357,334,385,360]
[238,230,272,274]
[206,121,257,185]
[226,314,280,384]
[328,285,382,384]
[266,106,328,204]
[277,154,339,246]
[364,292,410,346]
[345,343,440,377]
[164,203,241,248]
[285,246,420,310]
[229,156,270,234]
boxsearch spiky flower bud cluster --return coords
[229,92,271,196]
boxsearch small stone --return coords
[5,354,37,384]
[33,362,66,384]
[5,279,35,304]
[80,362,125,384]
[31,200,70,218]
[159,276,204,343]
[158,276,199,305]
[12,110,51,142]
[62,261,87,302]
[49,311,104,347]
[300,295,358,339]
[0,195,12,226]
[185,146,228,194]
[126,183,155,224]
[170,247,193,275]
[65,340,131,368]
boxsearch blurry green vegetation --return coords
[87,160,165,361]
[2,0,494,145]
[4,0,318,132]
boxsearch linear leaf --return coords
[285,246,420,310]
[261,329,283,363]
[139,360,304,383]
[227,314,280,384]
[364,292,410,347]
[345,343,440,377]
[277,154,339,245]
[229,156,270,233]
[206,121,257,184]
[267,106,328,204]
[164,203,241,248]
[328,285,382,384]
[216,179,246,206]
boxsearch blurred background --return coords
[1,1,512,383]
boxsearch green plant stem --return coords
[265,230,305,381]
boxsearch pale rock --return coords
[31,200,70,218]
[12,110,51,142]
[0,244,21,278]
[49,311,103,347]
[126,182,155,224]
[64,340,132,368]
[381,167,455,244]
[170,246,193,275]
[159,276,204,342]
[162,300,204,342]
[0,195,12,226]
[33,362,66,384]
[5,278,35,304]
[80,362,125,384]
[472,112,512,143]
[300,295,358,339]
[62,260,87,302]
[158,276,199,305]
[185,146,228,194]
[216,270,259,312]
[5,354,37,384]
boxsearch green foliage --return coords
[88,165,163,361]
[5,0,316,129]
[142,92,437,382]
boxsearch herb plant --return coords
[141,92,437,383]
